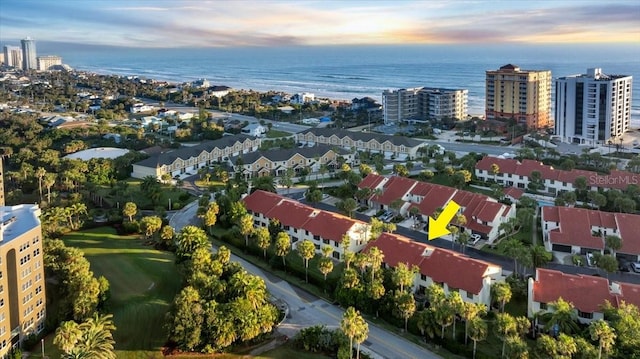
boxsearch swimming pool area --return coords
[537,200,555,207]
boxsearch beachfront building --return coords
[131,135,260,179]
[528,268,640,325]
[0,204,47,354]
[36,55,62,71]
[229,144,355,179]
[295,128,427,160]
[363,233,503,307]
[242,190,371,260]
[2,46,22,69]
[358,174,516,243]
[555,68,633,146]
[485,64,552,130]
[382,87,468,125]
[290,92,315,105]
[20,37,37,71]
[541,206,640,262]
[475,155,640,194]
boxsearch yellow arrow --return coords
[428,200,461,240]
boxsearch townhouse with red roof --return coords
[242,190,371,260]
[541,206,640,262]
[475,155,640,194]
[357,174,516,243]
[363,233,503,306]
[528,268,640,325]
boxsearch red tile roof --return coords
[303,211,359,243]
[476,156,640,191]
[372,176,416,206]
[533,269,640,313]
[242,190,284,215]
[542,206,640,254]
[358,173,386,190]
[532,269,615,313]
[363,233,500,294]
[504,187,524,200]
[266,200,316,229]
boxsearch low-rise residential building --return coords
[358,174,516,243]
[528,268,640,325]
[290,92,315,104]
[363,233,503,306]
[541,206,640,262]
[230,144,354,179]
[242,190,371,259]
[296,128,428,160]
[475,155,640,194]
[131,135,260,179]
[240,123,267,137]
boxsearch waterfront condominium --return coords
[36,55,62,71]
[20,37,37,71]
[0,203,46,354]
[485,64,552,130]
[555,68,632,146]
[2,46,22,69]
[382,87,468,125]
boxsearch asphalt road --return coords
[169,199,443,359]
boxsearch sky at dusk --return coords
[1,0,639,48]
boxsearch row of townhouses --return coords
[242,190,370,260]
[528,268,640,325]
[295,128,428,161]
[358,174,516,243]
[475,156,640,193]
[541,206,640,262]
[131,135,261,179]
[230,144,356,179]
[241,190,640,324]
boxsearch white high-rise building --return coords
[382,87,468,125]
[555,68,633,145]
[3,45,22,69]
[20,37,37,71]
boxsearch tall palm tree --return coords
[255,226,271,259]
[297,239,316,283]
[274,231,291,269]
[468,317,487,359]
[54,320,83,355]
[368,246,384,282]
[340,307,367,359]
[542,297,579,335]
[35,166,46,202]
[589,319,616,359]
[462,302,487,345]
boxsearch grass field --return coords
[34,227,183,359]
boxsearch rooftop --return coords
[0,204,41,244]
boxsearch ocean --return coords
[43,43,640,126]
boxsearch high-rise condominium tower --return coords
[2,46,22,69]
[20,37,37,71]
[382,87,468,125]
[555,68,632,146]
[485,64,552,130]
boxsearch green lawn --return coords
[266,129,293,138]
[37,227,183,359]
[95,180,195,211]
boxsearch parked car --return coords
[586,252,595,267]
[378,211,394,222]
[631,262,640,273]
[470,233,482,245]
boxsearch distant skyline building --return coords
[382,87,468,125]
[2,45,22,69]
[36,55,62,71]
[555,68,633,146]
[485,64,552,130]
[20,37,37,71]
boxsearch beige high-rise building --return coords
[485,64,552,130]
[36,55,62,71]
[2,46,22,70]
[0,200,46,353]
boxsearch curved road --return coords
[169,200,442,359]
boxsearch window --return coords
[578,311,593,319]
[420,274,427,280]
[540,302,547,310]
[467,291,473,299]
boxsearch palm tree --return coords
[468,317,487,359]
[54,320,83,355]
[238,213,254,248]
[175,225,209,261]
[392,262,417,292]
[35,166,46,202]
[353,315,369,359]
[605,235,622,257]
[122,202,137,222]
[491,282,512,312]
[542,297,579,334]
[394,290,416,332]
[44,172,57,203]
[494,312,517,358]
[255,226,271,259]
[589,319,616,359]
[340,307,367,359]
[274,231,291,269]
[448,292,465,340]
[368,246,384,282]
[462,302,487,345]
[491,163,500,182]
[297,239,316,283]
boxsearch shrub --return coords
[121,220,140,234]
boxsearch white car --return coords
[631,262,640,273]
[586,253,595,267]
[469,233,482,245]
